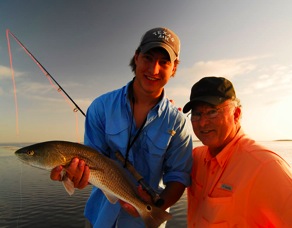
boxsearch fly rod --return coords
[115,151,165,207]
[6,29,86,117]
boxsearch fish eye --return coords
[27,150,34,156]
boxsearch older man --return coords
[184,76,292,227]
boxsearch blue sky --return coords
[0,0,291,143]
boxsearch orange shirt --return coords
[187,129,292,227]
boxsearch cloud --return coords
[19,81,55,95]
[169,56,260,97]
[0,65,12,78]
[179,57,259,81]
[244,63,292,101]
[11,80,90,113]
[0,65,24,79]
[167,56,292,109]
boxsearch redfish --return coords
[15,141,172,228]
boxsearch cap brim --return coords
[140,42,177,62]
[182,96,228,113]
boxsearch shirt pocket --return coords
[105,123,128,158]
[202,195,233,226]
[142,127,172,156]
[201,218,229,228]
[135,129,171,181]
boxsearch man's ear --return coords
[234,106,242,123]
[171,62,177,77]
[134,52,139,65]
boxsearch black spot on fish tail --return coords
[140,204,172,228]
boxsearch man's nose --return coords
[149,60,160,75]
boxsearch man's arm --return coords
[159,181,186,210]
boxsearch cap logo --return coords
[139,27,180,62]
[152,30,176,43]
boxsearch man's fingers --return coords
[119,200,139,217]
[50,166,63,181]
[137,185,153,203]
[65,158,79,180]
[77,165,90,189]
[50,158,89,189]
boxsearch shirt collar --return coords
[154,89,166,116]
[123,80,133,112]
[123,79,167,117]
[207,128,245,168]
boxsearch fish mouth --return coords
[15,156,48,170]
[15,156,33,167]
[15,150,25,160]
[15,153,31,164]
[14,150,46,170]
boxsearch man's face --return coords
[134,48,176,96]
[190,100,240,156]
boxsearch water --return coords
[0,143,91,228]
[1,141,291,228]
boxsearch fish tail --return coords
[140,204,172,228]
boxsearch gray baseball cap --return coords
[139,27,180,62]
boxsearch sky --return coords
[0,0,291,143]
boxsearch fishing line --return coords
[6,31,19,135]
[6,29,85,141]
[16,159,23,228]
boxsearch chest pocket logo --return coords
[220,184,233,191]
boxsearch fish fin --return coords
[102,190,119,204]
[139,204,172,228]
[61,171,75,196]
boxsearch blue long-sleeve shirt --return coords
[84,81,193,227]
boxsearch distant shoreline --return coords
[1,139,292,146]
[274,139,292,142]
[194,139,292,142]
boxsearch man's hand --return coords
[50,158,90,189]
[119,185,153,217]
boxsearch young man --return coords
[51,27,193,227]
[183,76,292,227]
